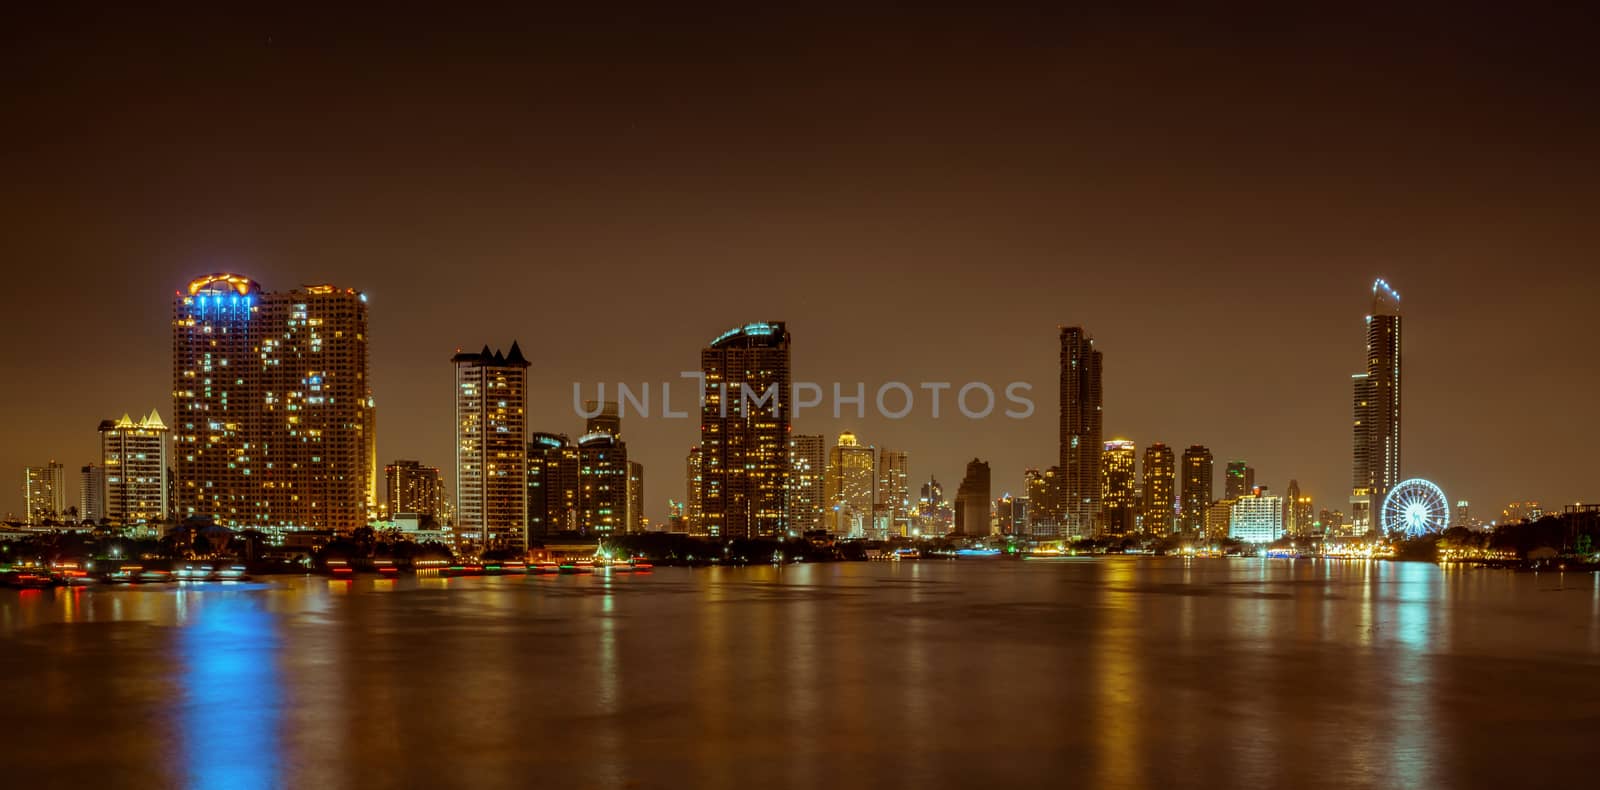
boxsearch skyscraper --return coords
[825,431,876,537]
[954,458,992,537]
[1224,461,1254,500]
[1284,479,1315,537]
[527,433,579,537]
[577,413,630,535]
[1352,278,1402,533]
[1100,440,1137,537]
[79,464,104,523]
[385,460,442,519]
[685,445,703,535]
[453,343,529,551]
[100,411,171,524]
[1180,445,1214,533]
[698,322,792,539]
[627,461,645,532]
[787,434,826,533]
[877,448,910,536]
[1025,467,1060,537]
[1059,326,1103,537]
[23,462,64,523]
[172,274,375,531]
[1142,442,1176,537]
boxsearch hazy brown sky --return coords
[3,4,1597,523]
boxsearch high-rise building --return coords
[698,322,792,539]
[584,400,622,439]
[628,461,645,533]
[172,274,375,531]
[1025,467,1061,537]
[825,431,876,537]
[1142,442,1176,537]
[685,446,704,535]
[1180,445,1214,533]
[1224,461,1254,500]
[1284,479,1315,537]
[877,449,910,536]
[577,431,628,536]
[385,460,442,519]
[1351,278,1402,533]
[954,458,992,537]
[1059,326,1103,536]
[1230,490,1285,544]
[100,411,171,524]
[787,434,826,533]
[453,343,529,551]
[23,462,65,523]
[916,476,951,535]
[1204,498,1236,543]
[527,433,579,537]
[79,464,104,524]
[1100,440,1137,537]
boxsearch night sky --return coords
[3,4,1597,522]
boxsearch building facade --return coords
[453,343,529,551]
[1230,491,1285,544]
[877,448,910,537]
[787,434,826,533]
[79,464,104,523]
[826,431,875,537]
[171,274,375,531]
[23,462,65,523]
[527,433,579,537]
[1142,442,1176,537]
[698,322,792,539]
[100,411,171,524]
[954,458,992,537]
[576,432,627,535]
[385,459,442,519]
[1059,326,1103,536]
[1100,440,1137,537]
[1224,461,1255,500]
[1351,278,1402,533]
[1180,445,1214,533]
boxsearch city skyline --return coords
[4,7,1598,522]
[2,273,1592,527]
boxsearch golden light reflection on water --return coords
[1,562,1597,789]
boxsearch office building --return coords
[698,322,792,539]
[1284,479,1315,537]
[453,342,529,551]
[577,431,628,536]
[1059,326,1104,536]
[100,411,171,524]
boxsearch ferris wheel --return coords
[1381,478,1450,537]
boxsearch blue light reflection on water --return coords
[176,590,282,790]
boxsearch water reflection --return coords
[175,590,282,790]
[1,561,1598,789]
